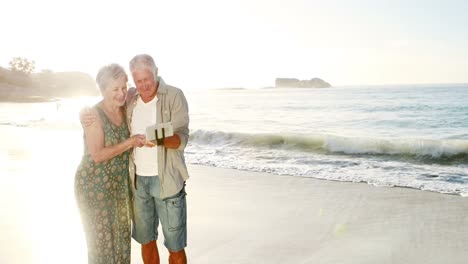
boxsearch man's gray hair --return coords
[129,54,158,76]
[96,63,128,93]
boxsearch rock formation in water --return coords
[275,78,331,88]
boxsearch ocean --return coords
[1,84,467,197]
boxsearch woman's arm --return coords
[84,108,144,163]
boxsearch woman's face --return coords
[103,77,128,107]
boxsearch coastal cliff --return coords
[0,67,99,102]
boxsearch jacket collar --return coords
[156,76,168,94]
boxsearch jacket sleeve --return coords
[171,90,190,150]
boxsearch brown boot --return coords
[142,240,160,264]
[169,249,187,264]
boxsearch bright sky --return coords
[1,0,467,89]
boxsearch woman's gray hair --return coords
[129,54,158,76]
[96,63,128,93]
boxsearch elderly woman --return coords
[75,64,145,264]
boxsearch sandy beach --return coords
[1,162,467,264]
[1,124,467,264]
[129,164,468,264]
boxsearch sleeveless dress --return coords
[74,106,132,264]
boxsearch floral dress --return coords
[75,106,131,264]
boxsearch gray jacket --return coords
[126,77,190,199]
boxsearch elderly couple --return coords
[74,54,189,264]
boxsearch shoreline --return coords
[187,163,467,197]
[0,95,60,103]
[0,83,59,103]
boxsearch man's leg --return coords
[169,249,187,264]
[156,187,188,264]
[132,176,160,264]
[142,240,160,264]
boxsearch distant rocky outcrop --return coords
[0,67,99,102]
[275,78,331,88]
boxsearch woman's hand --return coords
[130,134,146,148]
[145,141,156,148]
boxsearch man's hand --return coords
[163,134,181,149]
[79,107,96,128]
[143,135,180,149]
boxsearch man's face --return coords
[132,68,157,102]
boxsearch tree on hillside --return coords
[9,57,36,74]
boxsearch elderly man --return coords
[128,54,189,264]
[81,54,190,264]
